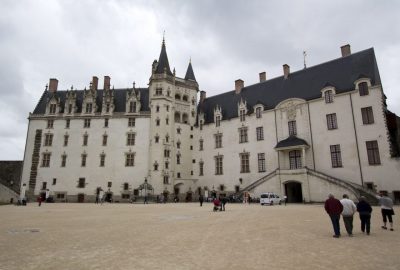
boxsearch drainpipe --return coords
[349,93,364,186]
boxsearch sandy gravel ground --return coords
[0,203,399,270]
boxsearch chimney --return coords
[341,44,351,57]
[48,78,58,92]
[200,90,206,103]
[92,76,98,91]
[104,76,111,90]
[259,72,266,82]
[235,79,244,94]
[283,64,290,79]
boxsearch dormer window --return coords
[240,109,246,122]
[106,103,110,113]
[256,107,262,118]
[131,102,136,113]
[49,104,57,114]
[216,116,221,127]
[359,82,369,96]
[200,121,203,131]
[325,90,334,103]
[86,103,93,113]
[288,120,297,136]
[155,87,162,96]
[68,104,73,114]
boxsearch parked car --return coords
[260,193,282,205]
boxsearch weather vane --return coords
[303,51,307,69]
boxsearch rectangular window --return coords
[68,104,73,114]
[61,155,67,167]
[86,103,93,113]
[64,135,69,147]
[66,119,70,128]
[52,178,57,185]
[361,107,374,125]
[177,142,180,149]
[103,135,108,146]
[84,119,91,128]
[83,134,88,146]
[256,127,264,141]
[78,178,85,188]
[126,133,135,146]
[100,154,105,167]
[239,127,248,143]
[289,150,302,169]
[165,161,169,169]
[47,120,54,129]
[199,139,204,151]
[57,193,65,199]
[216,115,221,127]
[215,133,222,148]
[44,134,53,146]
[359,82,369,96]
[177,172,181,178]
[240,153,250,173]
[326,113,338,130]
[49,104,57,114]
[128,117,135,127]
[240,109,246,122]
[125,153,135,166]
[108,181,112,188]
[81,154,87,167]
[163,176,169,184]
[330,144,343,168]
[176,155,181,164]
[256,107,262,118]
[106,103,110,113]
[288,121,297,136]
[129,101,136,113]
[324,90,333,103]
[258,153,266,172]
[42,182,47,190]
[42,153,51,167]
[156,87,162,96]
[133,189,139,196]
[215,155,223,175]
[164,149,170,158]
[199,162,204,176]
[123,183,129,191]
[104,118,109,128]
[366,140,381,165]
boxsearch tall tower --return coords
[148,39,199,200]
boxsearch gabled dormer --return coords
[64,87,77,116]
[198,112,205,130]
[125,87,141,114]
[238,98,248,122]
[214,105,222,127]
[253,102,264,119]
[321,83,336,104]
[46,93,61,116]
[354,75,372,96]
[102,86,115,115]
[82,86,97,115]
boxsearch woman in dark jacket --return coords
[357,196,373,235]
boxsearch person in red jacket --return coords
[324,194,343,238]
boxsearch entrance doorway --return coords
[284,182,303,203]
[105,192,113,203]
[77,193,85,203]
[185,192,193,202]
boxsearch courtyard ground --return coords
[0,203,399,270]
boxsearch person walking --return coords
[324,194,343,238]
[199,194,204,207]
[377,191,395,231]
[340,194,357,236]
[356,196,372,235]
[221,196,227,211]
[37,196,42,207]
[283,195,287,206]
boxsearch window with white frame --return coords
[288,121,297,136]
[86,103,93,113]
[215,133,222,148]
[330,144,342,168]
[129,101,136,113]
[199,139,204,151]
[326,113,338,130]
[199,161,204,176]
[47,120,54,129]
[361,107,374,124]
[66,119,70,128]
[359,82,369,96]
[61,154,67,167]
[239,127,248,143]
[44,134,53,146]
[289,150,301,169]
[215,155,223,175]
[256,107,262,118]
[324,90,334,103]
[176,154,181,164]
[163,175,169,184]
[49,104,57,114]
[84,119,91,128]
[258,153,266,172]
[128,117,135,127]
[240,109,246,122]
[125,153,135,166]
[126,133,135,146]
[100,154,106,167]
[81,154,87,167]
[102,134,108,146]
[83,134,88,146]
[256,127,264,141]
[366,140,380,165]
[240,153,250,173]
[216,115,221,127]
[64,135,69,146]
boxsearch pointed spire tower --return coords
[184,58,196,81]
[155,36,173,76]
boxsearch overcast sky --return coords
[1,0,400,160]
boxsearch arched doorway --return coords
[284,181,303,203]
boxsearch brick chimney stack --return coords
[235,79,244,94]
[200,90,206,103]
[259,72,266,82]
[104,76,111,90]
[92,76,98,91]
[48,78,58,92]
[341,44,351,57]
[283,64,290,79]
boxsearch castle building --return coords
[20,40,400,203]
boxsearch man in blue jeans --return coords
[324,194,344,238]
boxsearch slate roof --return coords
[185,61,196,81]
[32,88,149,114]
[199,48,381,124]
[155,39,173,76]
[275,136,309,149]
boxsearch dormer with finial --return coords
[82,76,99,115]
[214,105,223,127]
[64,85,77,116]
[102,77,115,115]
[45,78,61,115]
[125,81,141,114]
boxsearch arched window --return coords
[182,95,188,102]
[175,94,181,100]
[359,82,369,96]
[174,112,181,123]
[324,90,333,103]
[182,113,189,124]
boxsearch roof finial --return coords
[162,30,165,46]
[133,81,136,88]
[189,57,191,63]
[303,51,307,69]
[45,84,48,91]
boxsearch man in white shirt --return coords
[340,194,357,236]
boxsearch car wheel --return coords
[261,203,264,206]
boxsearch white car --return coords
[260,193,282,205]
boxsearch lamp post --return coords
[143,178,148,204]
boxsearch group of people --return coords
[325,192,395,238]
[205,196,228,211]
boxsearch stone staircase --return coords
[0,182,19,203]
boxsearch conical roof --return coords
[155,39,173,75]
[185,60,196,81]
